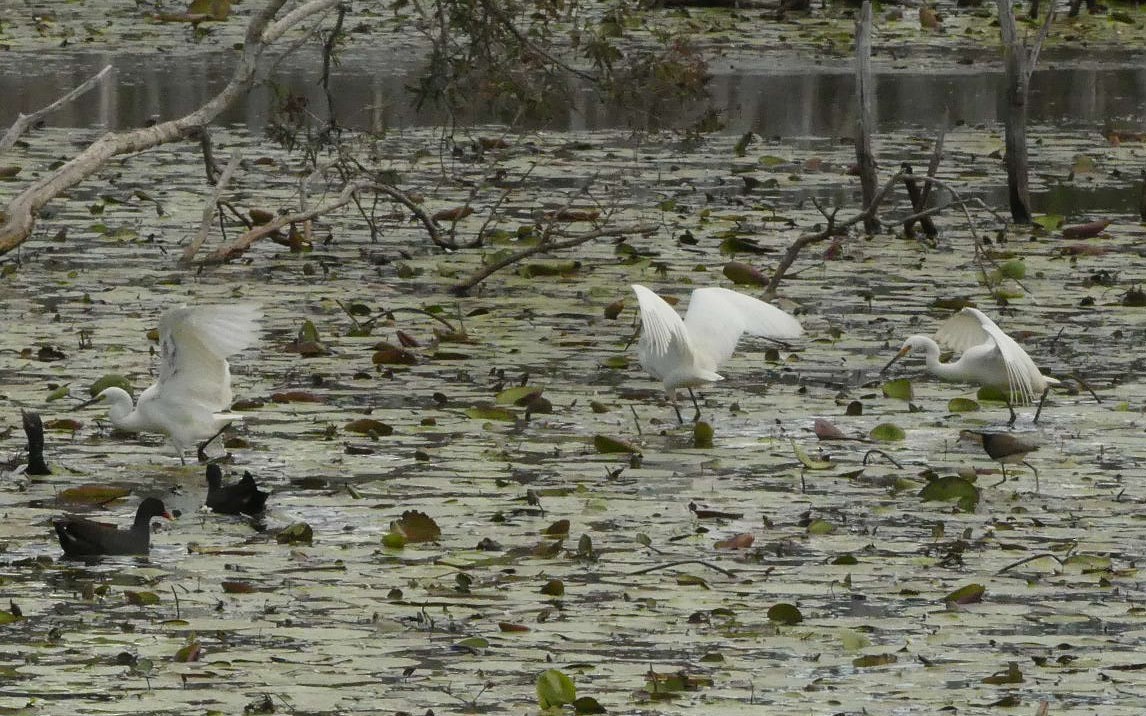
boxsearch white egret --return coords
[882,307,1059,424]
[80,304,262,462]
[630,284,803,422]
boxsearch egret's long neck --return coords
[917,338,958,381]
[104,390,143,431]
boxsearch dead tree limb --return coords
[202,179,370,263]
[0,0,342,256]
[181,149,242,265]
[0,65,113,155]
[854,1,880,235]
[375,184,450,250]
[450,224,659,296]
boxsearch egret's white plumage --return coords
[87,304,262,460]
[631,284,803,420]
[884,307,1059,423]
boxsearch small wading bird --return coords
[21,410,51,475]
[79,304,262,463]
[960,430,1041,491]
[205,464,269,516]
[630,284,803,423]
[54,497,173,558]
[882,307,1059,425]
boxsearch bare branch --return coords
[450,224,659,296]
[0,65,113,155]
[203,179,371,263]
[0,0,340,256]
[181,149,242,265]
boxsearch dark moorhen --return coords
[54,497,172,558]
[205,464,269,516]
[22,410,51,476]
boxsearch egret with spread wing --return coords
[81,304,262,462]
[631,284,803,422]
[882,307,1059,424]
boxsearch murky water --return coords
[2,48,1145,134]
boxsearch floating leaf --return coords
[58,484,131,505]
[881,378,913,401]
[767,603,803,625]
[89,374,132,398]
[124,591,160,606]
[1032,214,1063,231]
[499,622,530,633]
[573,696,607,714]
[722,260,766,286]
[792,440,833,469]
[947,397,980,412]
[603,299,625,319]
[381,532,406,549]
[495,386,543,405]
[174,640,202,663]
[714,533,754,550]
[537,669,577,709]
[1062,219,1112,240]
[46,385,70,401]
[807,518,835,535]
[270,391,324,403]
[677,574,710,589]
[869,423,906,442]
[977,385,1007,402]
[344,418,394,437]
[221,581,257,594]
[372,346,418,365]
[540,579,565,596]
[275,522,314,545]
[693,421,714,448]
[998,260,1026,279]
[465,405,517,421]
[520,261,580,278]
[919,476,980,511]
[392,510,440,543]
[453,636,489,653]
[813,418,849,441]
[0,611,20,625]
[589,400,610,413]
[544,519,570,536]
[853,653,898,668]
[593,435,640,454]
[944,582,986,605]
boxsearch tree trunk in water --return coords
[854,1,880,234]
[997,0,1032,224]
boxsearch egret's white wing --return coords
[940,307,1040,403]
[631,285,694,381]
[155,304,262,410]
[682,288,802,369]
[933,308,992,354]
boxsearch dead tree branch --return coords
[181,149,242,265]
[202,179,370,263]
[450,224,659,296]
[0,0,342,256]
[0,65,113,155]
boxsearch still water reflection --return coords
[2,49,1145,134]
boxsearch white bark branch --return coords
[0,65,113,155]
[181,149,243,265]
[0,0,340,256]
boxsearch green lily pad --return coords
[943,582,985,604]
[919,475,980,511]
[869,423,905,442]
[767,603,803,625]
[947,397,980,412]
[89,374,132,398]
[537,668,577,709]
[881,378,913,401]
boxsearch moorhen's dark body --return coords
[22,410,51,476]
[54,497,172,557]
[205,464,269,516]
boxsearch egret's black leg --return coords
[688,388,701,423]
[198,423,230,462]
[673,402,684,425]
[1006,398,1017,426]
[1033,387,1050,424]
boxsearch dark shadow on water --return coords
[1,49,1145,135]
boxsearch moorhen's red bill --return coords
[54,497,172,557]
[205,464,269,516]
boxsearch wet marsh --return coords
[3,1,1146,714]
